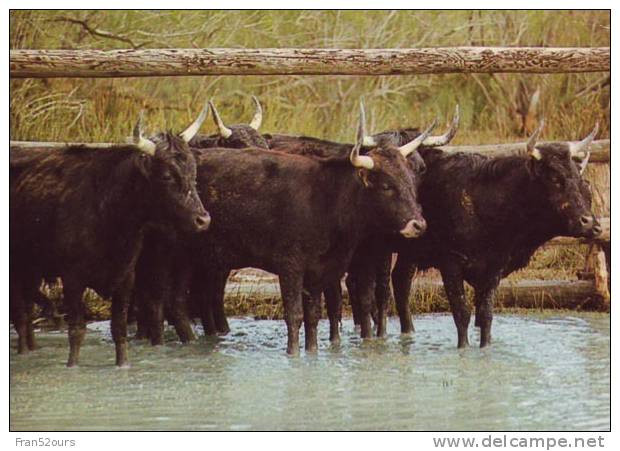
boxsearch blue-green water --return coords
[10,313,610,431]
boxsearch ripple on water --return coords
[10,312,610,431]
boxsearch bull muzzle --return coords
[580,215,602,237]
[400,218,427,238]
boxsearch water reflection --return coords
[10,313,610,431]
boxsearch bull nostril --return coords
[195,214,211,229]
[412,220,427,232]
[580,215,592,226]
[593,225,602,236]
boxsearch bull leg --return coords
[195,272,217,337]
[166,261,196,343]
[350,260,376,339]
[211,269,231,335]
[167,296,196,343]
[279,272,304,355]
[302,290,321,353]
[10,276,30,355]
[345,273,361,327]
[374,252,393,338]
[324,281,342,344]
[23,283,41,350]
[439,263,470,348]
[111,274,134,367]
[147,298,165,346]
[134,294,150,340]
[474,277,500,348]
[64,277,87,367]
[392,255,417,334]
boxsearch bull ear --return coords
[179,101,209,143]
[526,119,544,160]
[357,169,371,188]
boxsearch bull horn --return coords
[209,100,233,139]
[179,101,209,143]
[249,96,263,130]
[350,100,375,170]
[570,123,598,175]
[526,119,544,160]
[422,104,460,147]
[398,119,437,158]
[359,99,376,147]
[569,123,599,158]
[133,112,156,156]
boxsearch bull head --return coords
[350,100,375,170]
[179,101,209,143]
[397,120,437,158]
[133,112,156,156]
[569,123,598,175]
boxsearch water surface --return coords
[10,313,610,431]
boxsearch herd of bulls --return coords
[10,97,602,367]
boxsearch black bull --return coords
[135,104,430,353]
[10,112,211,367]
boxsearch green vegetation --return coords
[11,10,610,320]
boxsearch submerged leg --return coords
[439,262,470,348]
[166,260,196,343]
[10,277,30,355]
[374,252,393,338]
[64,277,87,367]
[279,272,304,355]
[212,270,231,335]
[392,255,417,334]
[474,276,500,348]
[324,281,342,344]
[303,289,321,353]
[111,274,134,367]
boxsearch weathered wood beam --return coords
[10,47,610,78]
[440,139,610,163]
[409,279,605,310]
[10,139,611,164]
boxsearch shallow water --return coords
[10,313,610,431]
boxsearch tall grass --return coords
[10,10,609,144]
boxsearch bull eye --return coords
[381,183,392,192]
[161,171,173,182]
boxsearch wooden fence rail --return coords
[10,139,611,164]
[10,47,610,78]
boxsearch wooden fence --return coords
[10,46,611,308]
[10,47,610,78]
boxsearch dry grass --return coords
[11,10,610,319]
